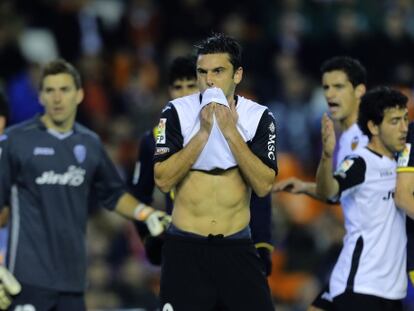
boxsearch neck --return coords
[227,94,236,107]
[367,138,394,159]
[339,112,357,132]
[41,115,74,133]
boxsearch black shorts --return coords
[9,283,86,311]
[333,291,402,311]
[312,284,334,310]
[160,232,274,311]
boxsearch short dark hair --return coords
[168,56,196,86]
[321,56,367,87]
[358,86,408,139]
[39,59,82,90]
[195,33,242,70]
[0,91,9,123]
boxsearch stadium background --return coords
[0,0,413,310]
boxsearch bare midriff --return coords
[171,167,250,236]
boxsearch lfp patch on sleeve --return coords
[336,158,355,176]
[156,118,166,144]
[397,143,411,168]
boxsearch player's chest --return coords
[16,138,97,181]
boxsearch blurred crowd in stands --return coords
[1,0,414,310]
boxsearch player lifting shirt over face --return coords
[154,33,277,311]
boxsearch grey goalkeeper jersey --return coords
[0,117,125,292]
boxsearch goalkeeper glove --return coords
[134,204,171,236]
[0,266,21,310]
[409,270,414,286]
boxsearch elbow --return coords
[254,182,273,197]
[154,176,172,193]
[315,186,330,202]
[154,163,172,193]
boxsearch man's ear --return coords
[367,120,379,137]
[234,67,243,85]
[0,116,5,133]
[76,88,84,105]
[355,84,366,99]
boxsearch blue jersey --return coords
[0,116,126,291]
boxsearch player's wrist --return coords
[134,203,154,221]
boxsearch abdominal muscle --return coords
[171,167,251,236]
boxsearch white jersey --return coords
[329,147,407,299]
[335,123,369,169]
[154,93,277,173]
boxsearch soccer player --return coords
[154,33,277,310]
[273,56,368,311]
[0,59,170,311]
[316,86,408,310]
[132,55,274,275]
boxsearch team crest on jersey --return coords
[73,144,86,163]
[397,143,411,167]
[156,118,167,144]
[351,136,359,150]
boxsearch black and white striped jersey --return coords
[0,116,125,291]
[329,147,407,299]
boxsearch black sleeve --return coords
[333,155,366,195]
[248,109,278,173]
[154,103,183,163]
[249,192,273,245]
[130,130,155,205]
[92,141,126,210]
[407,217,414,271]
[0,134,12,207]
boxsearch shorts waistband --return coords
[166,224,252,244]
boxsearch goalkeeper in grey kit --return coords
[0,59,170,310]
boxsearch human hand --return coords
[321,113,336,159]
[0,266,21,310]
[199,103,215,136]
[215,103,238,138]
[134,205,171,236]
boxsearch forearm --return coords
[114,192,143,220]
[396,194,414,219]
[395,174,414,218]
[155,131,209,192]
[226,130,275,197]
[316,155,339,200]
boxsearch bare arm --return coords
[316,114,339,200]
[154,104,214,192]
[215,104,275,197]
[272,178,324,200]
[395,172,414,219]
